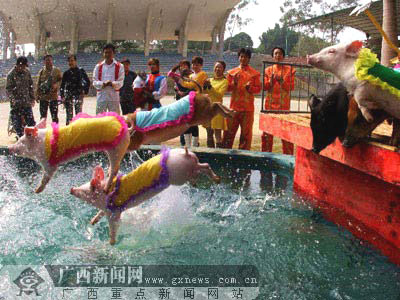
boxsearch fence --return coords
[261,60,336,114]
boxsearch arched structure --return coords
[0,0,239,58]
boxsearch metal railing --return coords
[261,60,336,114]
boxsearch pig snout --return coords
[307,54,319,66]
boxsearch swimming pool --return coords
[0,147,399,299]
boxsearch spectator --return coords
[60,54,90,124]
[222,48,261,150]
[6,56,36,138]
[203,61,228,148]
[36,54,62,123]
[181,56,208,147]
[93,43,124,114]
[119,57,137,115]
[262,47,295,154]
[168,60,193,146]
[145,58,167,110]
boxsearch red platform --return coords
[260,113,400,264]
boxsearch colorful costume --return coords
[181,71,208,93]
[134,92,196,132]
[44,112,128,166]
[262,64,296,154]
[222,65,261,150]
[145,72,167,109]
[106,148,170,212]
[355,48,400,98]
[207,77,228,130]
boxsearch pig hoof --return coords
[109,238,116,245]
[214,176,221,184]
[90,216,100,226]
[35,186,44,193]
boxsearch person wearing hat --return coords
[6,56,36,138]
[119,57,137,115]
[262,46,296,154]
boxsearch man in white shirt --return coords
[93,44,125,114]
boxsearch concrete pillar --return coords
[144,4,153,56]
[106,3,114,43]
[178,4,193,58]
[211,27,217,54]
[70,16,79,54]
[10,31,16,58]
[34,9,45,60]
[2,30,9,61]
[218,9,231,59]
[380,0,398,66]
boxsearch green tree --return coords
[224,32,253,51]
[280,0,359,43]
[257,24,299,55]
[290,34,330,56]
[226,0,258,48]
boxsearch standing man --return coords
[93,44,124,114]
[60,54,90,124]
[36,54,62,124]
[119,57,137,115]
[6,56,36,138]
[222,48,261,150]
[145,58,167,110]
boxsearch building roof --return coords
[0,0,240,44]
[289,0,400,39]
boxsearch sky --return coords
[22,0,366,54]
[229,0,366,47]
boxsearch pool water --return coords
[0,151,399,299]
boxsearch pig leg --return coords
[391,118,400,150]
[107,211,121,245]
[90,210,106,225]
[196,163,221,183]
[212,103,235,119]
[35,168,56,193]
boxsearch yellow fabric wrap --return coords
[111,154,163,207]
[355,48,400,99]
[44,116,123,162]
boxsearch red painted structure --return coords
[260,113,400,264]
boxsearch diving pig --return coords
[307,41,400,125]
[8,113,130,193]
[70,147,220,245]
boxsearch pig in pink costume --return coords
[106,148,170,212]
[44,112,128,166]
[134,91,196,132]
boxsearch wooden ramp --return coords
[260,113,400,265]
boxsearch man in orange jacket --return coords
[222,48,261,150]
[262,47,295,154]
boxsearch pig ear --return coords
[90,165,104,190]
[346,41,363,57]
[24,127,38,137]
[308,95,321,110]
[35,118,47,129]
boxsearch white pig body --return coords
[8,113,130,193]
[307,41,400,123]
[70,147,220,245]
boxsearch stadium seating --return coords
[0,52,239,78]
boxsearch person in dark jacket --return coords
[60,54,90,124]
[6,56,36,138]
[119,58,137,115]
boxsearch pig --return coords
[124,91,234,151]
[70,147,220,245]
[8,113,130,193]
[309,83,388,153]
[307,41,400,125]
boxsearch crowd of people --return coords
[6,43,296,153]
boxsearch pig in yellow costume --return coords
[106,148,170,212]
[44,112,128,166]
